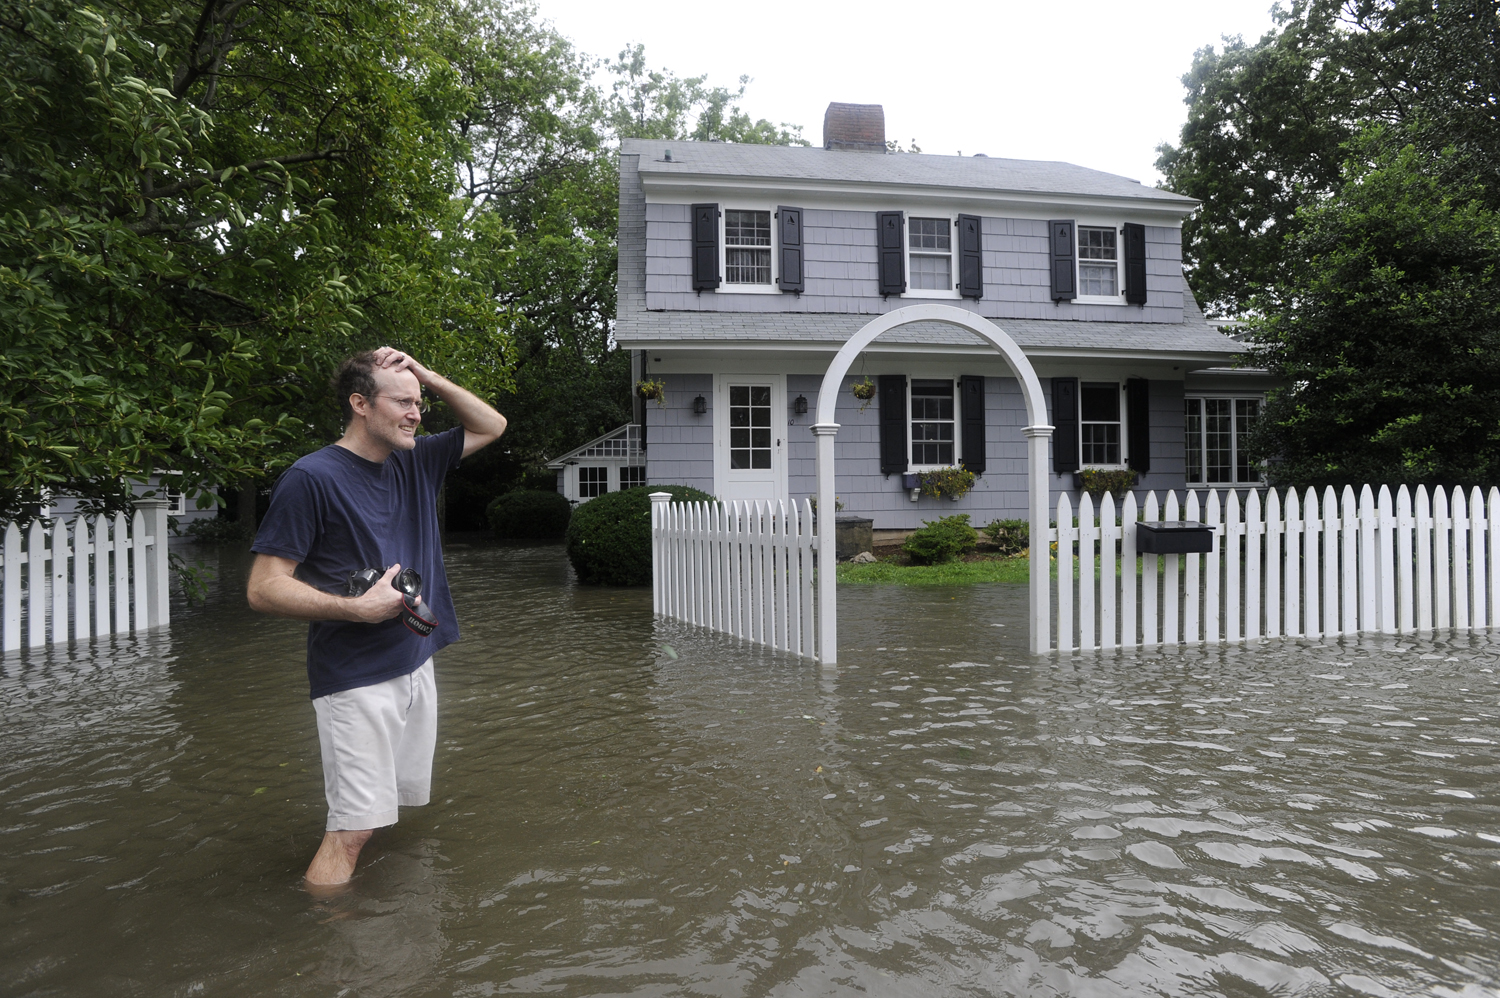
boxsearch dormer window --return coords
[724,210,772,285]
[908,217,953,292]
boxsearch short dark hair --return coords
[333,351,380,424]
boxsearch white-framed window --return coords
[910,379,956,468]
[1185,397,1261,484]
[1077,226,1119,297]
[1080,382,1124,467]
[579,467,609,498]
[620,465,647,489]
[904,215,960,298]
[723,208,774,289]
[728,385,773,469]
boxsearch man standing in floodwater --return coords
[246,347,507,885]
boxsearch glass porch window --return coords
[910,379,955,466]
[729,385,772,469]
[1080,382,1121,465]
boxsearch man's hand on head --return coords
[372,347,433,385]
[349,564,410,624]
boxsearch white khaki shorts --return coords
[312,658,436,831]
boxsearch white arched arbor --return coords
[813,305,1054,661]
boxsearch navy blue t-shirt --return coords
[252,427,464,698]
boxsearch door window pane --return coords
[729,384,772,469]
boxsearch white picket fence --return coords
[649,494,819,658]
[1053,484,1500,652]
[1,501,171,652]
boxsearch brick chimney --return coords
[823,103,885,152]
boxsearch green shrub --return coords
[184,517,253,545]
[981,518,1029,555]
[917,466,976,499]
[486,489,573,539]
[566,485,717,585]
[902,514,978,565]
[1078,468,1137,501]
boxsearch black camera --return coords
[346,566,436,636]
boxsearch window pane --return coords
[1081,424,1119,465]
[728,383,772,472]
[910,253,952,290]
[1079,263,1118,296]
[1185,398,1203,484]
[579,467,608,498]
[1077,227,1117,296]
[1080,383,1119,422]
[725,247,771,284]
[1205,398,1232,483]
[725,210,772,284]
[910,380,955,466]
[621,466,647,488]
[908,217,951,251]
[1078,226,1116,260]
[1235,399,1259,483]
[724,210,771,246]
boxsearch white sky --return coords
[533,0,1283,187]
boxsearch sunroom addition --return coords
[547,423,646,503]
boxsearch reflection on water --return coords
[3,540,1499,996]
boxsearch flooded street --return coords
[4,540,1500,997]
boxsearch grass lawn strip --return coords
[837,554,1031,585]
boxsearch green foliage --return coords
[838,555,1030,586]
[902,514,978,565]
[183,516,252,545]
[0,0,515,519]
[981,518,1029,556]
[606,44,806,145]
[565,485,715,585]
[1157,0,1500,318]
[917,467,976,500]
[1077,469,1137,501]
[486,489,572,539]
[1246,139,1500,488]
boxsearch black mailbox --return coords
[1136,521,1215,554]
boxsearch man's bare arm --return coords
[247,555,407,623]
[373,347,507,458]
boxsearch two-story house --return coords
[609,103,1264,526]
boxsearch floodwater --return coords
[3,541,1499,998]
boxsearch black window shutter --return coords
[878,374,908,475]
[1123,222,1147,305]
[1049,219,1076,301]
[776,206,804,293]
[957,214,983,299]
[1051,377,1079,473]
[960,375,986,475]
[691,203,720,291]
[1127,378,1151,473]
[876,211,905,296]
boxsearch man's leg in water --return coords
[306,828,375,884]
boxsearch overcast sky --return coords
[533,0,1284,187]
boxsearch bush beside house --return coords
[566,485,715,585]
[487,490,573,539]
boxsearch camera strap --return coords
[400,597,438,637]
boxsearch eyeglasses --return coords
[362,394,431,413]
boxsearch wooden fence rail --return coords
[1,500,170,652]
[1053,484,1497,652]
[649,494,818,659]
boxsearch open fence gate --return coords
[650,305,1054,663]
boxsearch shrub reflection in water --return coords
[2,541,1498,997]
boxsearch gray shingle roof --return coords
[622,138,1195,206]
[616,293,1246,360]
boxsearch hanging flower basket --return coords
[635,379,667,407]
[851,377,876,411]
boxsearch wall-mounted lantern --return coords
[692,394,707,415]
[794,394,808,416]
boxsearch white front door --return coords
[714,374,787,503]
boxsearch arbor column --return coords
[1024,425,1054,654]
[812,422,840,665]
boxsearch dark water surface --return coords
[3,540,1500,997]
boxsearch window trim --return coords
[1073,220,1128,306]
[1078,382,1130,471]
[901,212,961,300]
[1184,394,1264,486]
[717,204,779,294]
[907,377,960,471]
